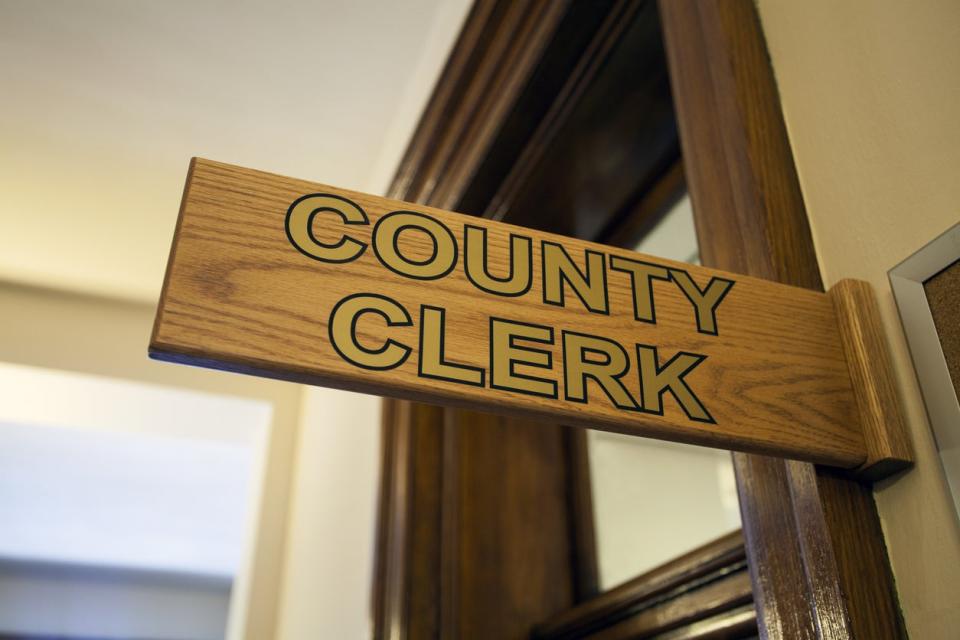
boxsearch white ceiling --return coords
[0,0,470,303]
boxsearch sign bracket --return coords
[829,279,912,479]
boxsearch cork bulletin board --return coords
[891,223,960,515]
[925,260,960,399]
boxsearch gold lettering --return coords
[464,225,532,296]
[286,194,368,263]
[636,345,712,422]
[610,256,670,323]
[329,294,412,370]
[374,212,457,280]
[669,270,734,335]
[562,332,636,409]
[542,242,608,313]
[419,306,484,386]
[490,318,556,397]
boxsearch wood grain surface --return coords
[661,1,907,636]
[534,530,750,639]
[581,571,753,640]
[153,158,866,466]
[829,279,912,478]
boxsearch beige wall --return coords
[0,283,304,639]
[0,283,402,640]
[274,388,382,639]
[756,1,960,636]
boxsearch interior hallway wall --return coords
[1,0,474,637]
[756,1,960,636]
[274,388,382,639]
[0,283,303,639]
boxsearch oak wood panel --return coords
[659,0,907,637]
[152,159,869,467]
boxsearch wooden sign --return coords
[151,159,911,477]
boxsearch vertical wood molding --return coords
[374,2,607,637]
[373,400,446,639]
[439,408,461,639]
[371,399,404,639]
[564,427,599,601]
[659,0,906,638]
[387,0,571,210]
[660,0,821,289]
[482,0,643,223]
[373,0,787,636]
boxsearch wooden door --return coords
[372,1,905,638]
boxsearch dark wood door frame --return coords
[659,1,905,637]
[373,2,624,636]
[373,1,906,638]
[533,531,755,639]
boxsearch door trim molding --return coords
[658,1,906,637]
